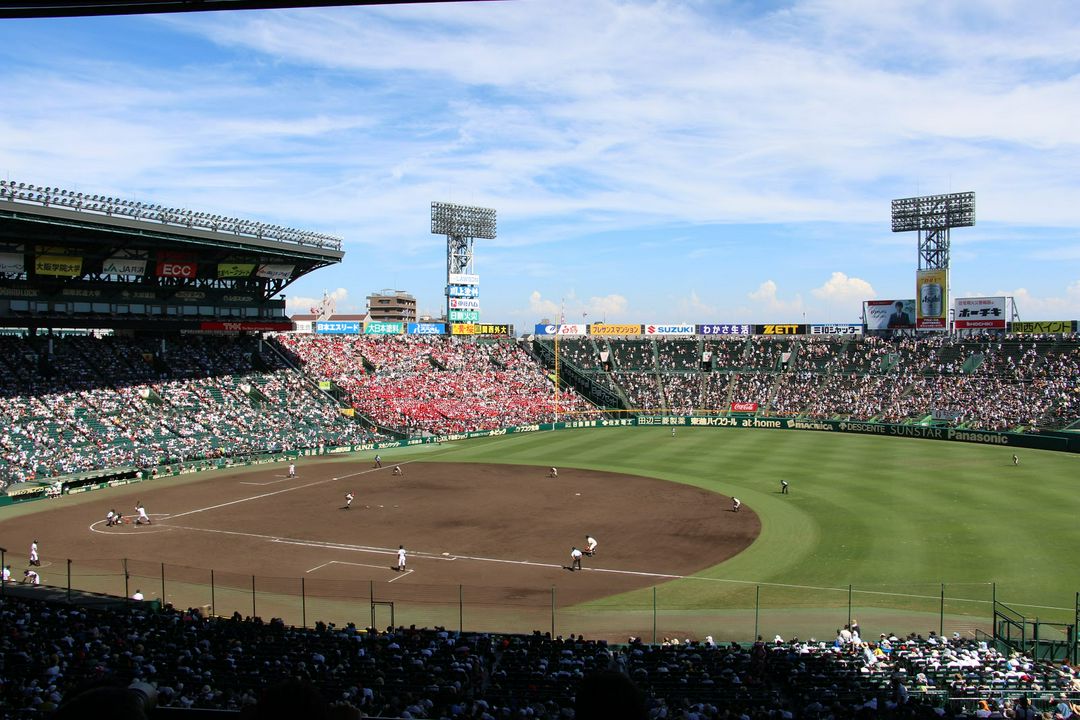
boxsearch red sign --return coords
[955,319,1005,329]
[199,321,294,332]
[156,261,197,278]
[730,402,759,412]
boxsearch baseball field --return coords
[1,425,1076,642]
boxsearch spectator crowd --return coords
[2,592,1079,718]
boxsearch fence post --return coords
[251,576,256,618]
[847,585,852,629]
[940,583,945,638]
[161,563,166,607]
[458,584,463,635]
[370,579,375,630]
[754,585,760,641]
[211,569,215,618]
[301,578,306,629]
[652,586,657,645]
[67,559,72,603]
[123,558,129,599]
[551,586,556,639]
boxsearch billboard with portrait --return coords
[864,299,916,330]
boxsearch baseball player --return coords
[780,480,789,494]
[392,465,403,476]
[570,546,583,571]
[671,427,676,438]
[29,540,40,566]
[343,492,354,510]
[1012,454,1020,466]
[732,497,741,513]
[2,565,11,583]
[548,467,558,478]
[374,454,382,469]
[23,569,41,585]
[397,545,407,572]
[106,509,117,526]
[288,462,297,478]
[135,502,152,525]
[585,535,598,556]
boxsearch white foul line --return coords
[167,460,418,520]
[387,569,414,583]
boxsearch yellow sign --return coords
[1011,320,1074,334]
[451,323,477,335]
[590,323,642,336]
[916,268,948,330]
[217,263,256,278]
[318,381,332,390]
[35,255,83,277]
[339,408,355,417]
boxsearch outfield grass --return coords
[426,426,1079,634]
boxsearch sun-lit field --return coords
[420,426,1080,637]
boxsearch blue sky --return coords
[2,0,1079,325]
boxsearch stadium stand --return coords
[2,590,1078,718]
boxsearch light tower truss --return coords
[891,191,975,271]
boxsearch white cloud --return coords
[676,291,716,318]
[286,287,354,314]
[585,294,628,320]
[812,271,876,302]
[528,290,561,321]
[747,280,804,315]
[994,281,1080,317]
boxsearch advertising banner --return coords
[643,324,695,335]
[0,252,25,274]
[315,321,361,335]
[864,299,916,330]
[318,381,333,390]
[364,321,403,335]
[198,321,293,332]
[447,285,480,298]
[474,323,511,336]
[35,255,83,277]
[954,296,1006,329]
[256,264,294,280]
[698,324,751,335]
[534,323,587,336]
[217,263,256,278]
[407,322,447,335]
[810,324,862,335]
[448,273,480,286]
[156,260,197,278]
[590,323,643,336]
[730,402,759,412]
[916,268,948,330]
[448,309,480,322]
[451,323,477,335]
[449,298,481,309]
[102,257,147,276]
[755,324,806,335]
[1009,320,1076,334]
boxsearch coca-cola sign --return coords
[730,402,759,412]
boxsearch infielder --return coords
[570,546,583,571]
[288,462,297,478]
[585,535,598,556]
[548,467,558,478]
[397,545,407,572]
[374,455,382,469]
[732,498,741,512]
[344,492,354,510]
[392,465,403,476]
[29,540,40,566]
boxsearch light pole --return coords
[0,546,7,597]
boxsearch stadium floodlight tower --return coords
[890,191,975,331]
[431,201,496,326]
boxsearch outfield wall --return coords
[4,414,1075,506]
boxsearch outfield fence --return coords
[6,557,1077,650]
